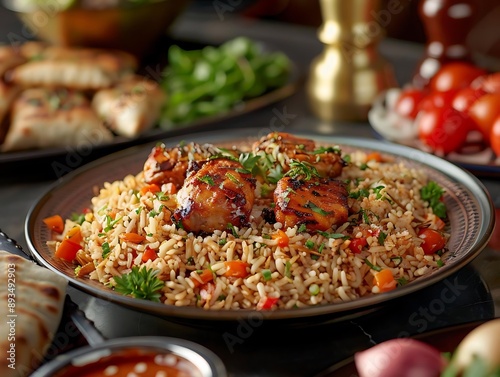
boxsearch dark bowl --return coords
[2,0,191,56]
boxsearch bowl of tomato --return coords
[369,61,500,170]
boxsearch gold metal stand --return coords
[306,0,397,122]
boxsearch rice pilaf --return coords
[48,133,449,310]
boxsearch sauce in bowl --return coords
[31,337,226,377]
[53,347,202,377]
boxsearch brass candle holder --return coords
[306,0,397,122]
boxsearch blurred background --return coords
[233,0,500,62]
[1,0,498,62]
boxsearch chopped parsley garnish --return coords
[372,185,385,199]
[154,191,169,201]
[397,277,408,286]
[102,242,111,259]
[260,183,273,197]
[225,172,243,186]
[104,215,120,232]
[304,201,332,216]
[285,261,292,278]
[239,152,262,174]
[198,175,215,186]
[420,181,447,218]
[227,223,238,237]
[364,258,382,271]
[113,266,164,302]
[317,231,347,239]
[285,160,321,180]
[437,259,444,268]
[349,188,370,199]
[313,146,341,155]
[174,219,184,229]
[298,224,307,233]
[267,164,284,184]
[71,212,86,225]
[218,238,227,246]
[390,256,402,266]
[135,206,143,215]
[378,231,387,245]
[360,209,371,224]
[359,163,369,171]
[149,210,159,218]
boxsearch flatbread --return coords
[8,46,137,90]
[92,75,166,137]
[1,88,113,152]
[0,250,67,377]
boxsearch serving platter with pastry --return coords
[0,229,71,376]
[0,37,297,168]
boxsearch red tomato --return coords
[430,62,487,92]
[468,93,500,142]
[417,105,473,154]
[349,237,367,254]
[257,296,279,310]
[394,88,428,119]
[418,89,458,112]
[418,228,446,255]
[471,72,500,94]
[452,87,486,113]
[490,115,500,157]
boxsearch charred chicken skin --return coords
[252,132,346,178]
[273,176,349,232]
[173,158,256,234]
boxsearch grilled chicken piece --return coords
[143,142,223,189]
[274,176,348,232]
[253,132,316,154]
[173,158,256,234]
[253,132,346,178]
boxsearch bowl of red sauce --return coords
[31,336,227,377]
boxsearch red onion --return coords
[354,338,445,377]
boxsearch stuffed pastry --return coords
[92,75,166,138]
[8,46,137,90]
[1,88,113,152]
